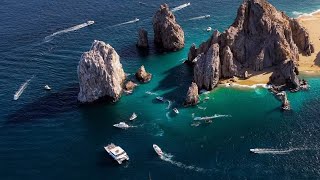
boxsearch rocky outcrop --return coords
[188,0,314,91]
[194,43,220,90]
[184,82,199,106]
[124,81,138,92]
[137,28,148,48]
[153,4,185,51]
[135,65,152,83]
[78,40,126,103]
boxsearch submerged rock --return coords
[135,65,152,83]
[184,82,199,106]
[124,81,138,92]
[78,40,126,103]
[137,28,149,48]
[187,0,314,90]
[153,4,185,51]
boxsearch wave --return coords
[171,2,191,12]
[166,100,172,109]
[160,152,207,173]
[250,148,301,154]
[145,91,158,96]
[197,106,207,110]
[110,18,139,27]
[194,114,232,121]
[221,83,271,89]
[293,9,320,18]
[44,21,94,42]
[188,15,210,21]
[14,75,34,100]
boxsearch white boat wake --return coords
[110,18,139,27]
[188,15,210,21]
[44,21,94,42]
[145,91,158,96]
[194,114,232,121]
[14,76,34,100]
[250,148,304,155]
[160,152,207,173]
[166,100,172,109]
[171,2,191,12]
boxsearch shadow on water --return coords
[5,84,80,124]
[153,63,193,106]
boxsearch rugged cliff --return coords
[188,0,314,90]
[78,40,126,103]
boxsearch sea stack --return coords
[77,40,126,103]
[135,65,152,83]
[184,82,199,106]
[188,0,314,91]
[137,28,149,48]
[153,4,185,51]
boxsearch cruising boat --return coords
[44,85,51,91]
[206,27,212,32]
[153,144,163,157]
[104,143,129,164]
[173,108,179,114]
[113,122,130,129]
[87,20,95,25]
[129,113,137,121]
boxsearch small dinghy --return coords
[173,108,179,114]
[129,113,137,121]
[153,144,163,157]
[44,85,51,91]
[113,122,130,129]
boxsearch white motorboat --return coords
[104,143,129,164]
[173,108,179,114]
[156,96,165,102]
[113,122,130,129]
[153,144,163,157]
[205,15,211,18]
[44,85,51,91]
[129,113,137,121]
[87,20,95,25]
[206,27,212,32]
[134,18,140,22]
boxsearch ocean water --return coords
[1,0,320,179]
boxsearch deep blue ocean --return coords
[1,0,320,179]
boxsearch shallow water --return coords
[1,0,320,179]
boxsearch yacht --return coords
[129,113,137,121]
[173,108,179,114]
[153,144,163,157]
[113,122,130,129]
[104,143,129,164]
[44,85,51,91]
[206,27,212,32]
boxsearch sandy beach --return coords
[221,11,320,86]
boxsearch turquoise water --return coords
[1,0,320,179]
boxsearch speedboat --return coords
[173,108,179,114]
[134,18,140,22]
[87,20,95,25]
[206,27,212,32]
[129,113,137,121]
[113,122,130,129]
[104,143,129,164]
[205,15,211,18]
[153,144,163,156]
[156,96,165,102]
[44,85,51,91]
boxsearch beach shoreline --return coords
[218,10,320,86]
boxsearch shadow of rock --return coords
[153,63,193,107]
[314,52,320,66]
[5,84,80,124]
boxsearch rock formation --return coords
[188,0,314,91]
[184,82,199,106]
[135,65,152,83]
[124,81,138,92]
[78,40,126,103]
[153,4,185,51]
[137,28,148,48]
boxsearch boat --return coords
[205,15,211,18]
[104,143,129,164]
[87,20,95,25]
[156,96,165,102]
[204,97,210,101]
[129,113,137,121]
[44,85,51,91]
[153,144,163,156]
[134,18,140,22]
[206,27,212,32]
[173,108,179,114]
[113,122,130,129]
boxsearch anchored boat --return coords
[104,143,129,164]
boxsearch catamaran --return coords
[104,143,129,164]
[153,144,163,157]
[113,122,130,129]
